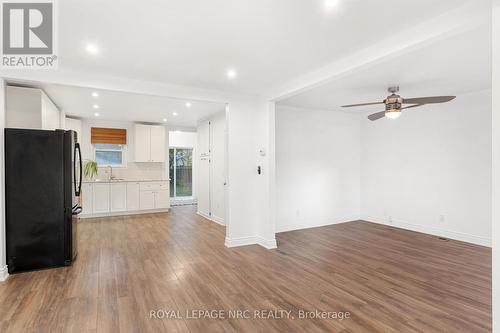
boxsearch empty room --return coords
[0,1,499,333]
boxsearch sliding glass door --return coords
[169,148,193,198]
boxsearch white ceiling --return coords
[55,0,471,95]
[279,23,491,113]
[8,82,225,128]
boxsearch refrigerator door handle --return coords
[74,143,82,197]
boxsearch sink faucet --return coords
[108,165,114,180]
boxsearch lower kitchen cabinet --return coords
[155,190,169,209]
[140,191,156,210]
[110,183,127,212]
[81,183,93,215]
[81,181,169,217]
[93,183,110,213]
[126,182,140,210]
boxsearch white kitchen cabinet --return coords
[81,183,93,215]
[150,126,166,162]
[140,191,155,210]
[134,124,166,162]
[126,182,141,210]
[110,183,127,212]
[155,190,169,209]
[80,181,169,218]
[93,183,110,213]
[6,86,61,130]
[135,124,151,162]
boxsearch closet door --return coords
[210,114,226,223]
[197,121,210,217]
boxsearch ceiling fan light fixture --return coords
[385,109,401,120]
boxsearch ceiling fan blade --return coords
[367,111,386,121]
[402,104,423,110]
[402,96,456,104]
[341,101,384,108]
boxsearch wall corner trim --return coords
[257,237,278,249]
[0,265,8,282]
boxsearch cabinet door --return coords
[150,126,166,162]
[135,124,151,162]
[93,183,110,213]
[110,183,127,212]
[126,182,140,211]
[155,190,170,209]
[140,191,155,210]
[81,183,93,215]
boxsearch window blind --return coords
[91,127,127,144]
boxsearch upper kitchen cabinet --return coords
[134,124,166,162]
[6,86,61,130]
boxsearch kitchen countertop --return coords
[83,179,169,184]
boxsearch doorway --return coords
[169,148,194,204]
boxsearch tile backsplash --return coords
[87,162,167,181]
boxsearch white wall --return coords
[275,105,361,232]
[361,90,492,246]
[224,98,277,248]
[492,0,500,329]
[0,79,7,281]
[65,117,82,141]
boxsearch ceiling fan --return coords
[341,86,456,121]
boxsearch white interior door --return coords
[197,121,210,216]
[210,113,226,224]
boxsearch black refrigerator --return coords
[5,128,82,274]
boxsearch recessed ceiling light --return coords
[91,92,99,98]
[94,112,100,117]
[324,0,339,10]
[86,43,99,55]
[92,104,99,109]
[163,118,168,122]
[172,112,178,116]
[227,69,237,79]
[185,102,191,108]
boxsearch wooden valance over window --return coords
[91,127,127,144]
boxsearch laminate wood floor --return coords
[0,206,491,332]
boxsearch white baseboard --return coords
[276,214,360,233]
[224,236,277,249]
[257,237,278,249]
[225,236,258,248]
[79,208,169,219]
[0,265,9,282]
[362,215,492,247]
[197,211,225,226]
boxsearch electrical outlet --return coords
[439,214,446,223]
[296,210,300,218]
[383,209,388,217]
[388,215,393,224]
